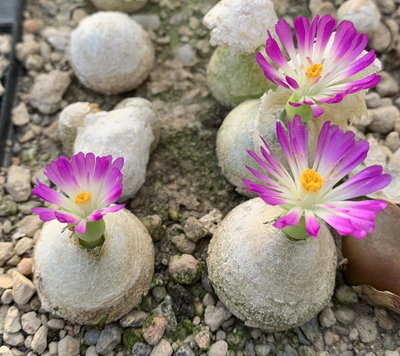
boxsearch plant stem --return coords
[285,94,313,123]
[76,219,106,249]
[282,217,309,241]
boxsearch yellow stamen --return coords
[306,63,323,80]
[74,192,92,205]
[301,169,323,193]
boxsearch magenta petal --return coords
[274,208,302,229]
[311,105,324,118]
[54,211,80,225]
[305,211,320,238]
[32,180,65,205]
[32,207,57,222]
[75,220,87,234]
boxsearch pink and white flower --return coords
[243,116,391,238]
[32,152,125,234]
[256,15,381,117]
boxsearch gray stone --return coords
[131,342,151,356]
[354,316,377,343]
[31,325,48,354]
[298,346,316,356]
[4,306,21,333]
[85,345,98,356]
[318,307,336,328]
[199,209,222,235]
[171,234,196,254]
[385,131,400,152]
[11,270,36,305]
[375,308,396,330]
[17,215,43,237]
[84,328,101,345]
[28,70,71,114]
[335,306,355,325]
[370,22,392,52]
[368,106,399,134]
[47,318,64,330]
[365,92,381,108]
[3,331,24,346]
[58,335,80,356]
[208,340,228,356]
[140,215,164,242]
[21,311,41,334]
[0,345,13,356]
[1,289,13,304]
[5,166,31,202]
[0,243,14,266]
[12,103,29,126]
[149,339,172,356]
[120,310,148,328]
[96,325,121,355]
[335,285,358,304]
[131,15,161,31]
[178,44,196,66]
[184,217,208,242]
[48,341,58,355]
[0,274,13,293]
[14,238,34,256]
[377,72,399,97]
[204,305,231,332]
[175,343,195,356]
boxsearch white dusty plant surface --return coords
[58,102,101,155]
[74,104,158,201]
[70,11,155,95]
[2,0,400,354]
[208,198,337,331]
[203,0,278,54]
[34,209,154,325]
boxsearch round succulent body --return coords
[34,209,154,324]
[70,12,154,95]
[207,46,275,108]
[207,198,337,331]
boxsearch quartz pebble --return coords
[4,306,21,333]
[149,339,172,356]
[208,340,228,356]
[58,335,80,356]
[337,0,381,34]
[368,106,399,134]
[31,325,48,354]
[5,166,31,202]
[21,311,41,334]
[11,270,36,305]
[28,70,71,114]
[0,242,14,266]
[354,316,378,343]
[17,258,33,275]
[12,103,30,126]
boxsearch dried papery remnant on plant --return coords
[243,115,391,240]
[256,15,381,119]
[32,152,125,247]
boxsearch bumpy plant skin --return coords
[34,209,154,325]
[207,46,275,108]
[207,198,337,331]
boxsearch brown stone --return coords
[342,203,400,295]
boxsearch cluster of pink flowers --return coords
[244,15,391,239]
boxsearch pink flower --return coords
[243,116,391,238]
[256,15,381,117]
[32,152,125,234]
